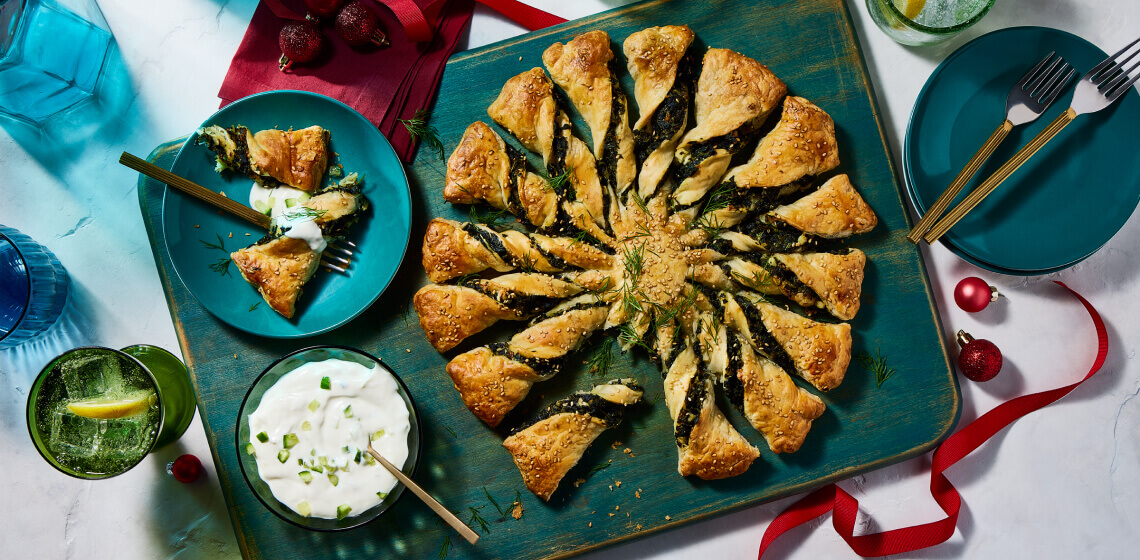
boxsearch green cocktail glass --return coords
[26,345,197,479]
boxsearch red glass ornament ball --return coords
[956,331,1002,382]
[335,1,389,47]
[170,454,204,483]
[278,21,324,71]
[305,0,345,18]
[954,276,996,313]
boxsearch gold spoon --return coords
[366,439,478,544]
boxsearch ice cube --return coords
[101,417,152,460]
[48,407,99,459]
[60,354,109,399]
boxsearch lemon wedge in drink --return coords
[893,0,926,19]
[66,390,156,419]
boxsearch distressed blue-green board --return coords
[137,1,958,558]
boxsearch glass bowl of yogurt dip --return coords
[235,345,421,531]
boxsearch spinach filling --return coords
[457,278,562,317]
[488,342,563,375]
[634,49,698,165]
[740,220,825,253]
[675,367,710,447]
[521,392,629,432]
[462,222,513,265]
[723,333,746,414]
[732,294,796,374]
[504,143,528,215]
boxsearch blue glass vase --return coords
[0,225,69,349]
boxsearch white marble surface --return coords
[1,0,1138,558]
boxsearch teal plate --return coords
[904,27,1140,274]
[162,91,411,338]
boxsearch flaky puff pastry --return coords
[725,96,839,189]
[672,49,787,205]
[774,249,866,321]
[413,274,582,352]
[444,121,555,228]
[769,174,877,238]
[230,236,320,319]
[624,25,696,199]
[543,30,636,195]
[246,126,329,192]
[728,332,825,453]
[447,298,609,427]
[503,380,643,500]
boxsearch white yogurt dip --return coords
[247,358,411,519]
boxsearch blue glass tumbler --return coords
[0,0,114,123]
[0,225,69,349]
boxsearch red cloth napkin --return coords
[218,0,475,163]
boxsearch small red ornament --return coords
[304,0,345,19]
[956,330,1002,382]
[335,1,390,48]
[954,276,999,313]
[168,454,204,483]
[278,21,324,71]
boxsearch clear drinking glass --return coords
[0,0,114,123]
[0,224,69,350]
[26,346,198,479]
[866,0,996,46]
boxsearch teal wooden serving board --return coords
[137,0,959,558]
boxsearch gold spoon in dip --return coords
[366,439,479,544]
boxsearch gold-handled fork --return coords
[906,52,1075,243]
[119,152,356,274]
[924,36,1140,244]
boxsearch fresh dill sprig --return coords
[198,233,226,252]
[467,505,490,534]
[622,243,646,281]
[209,257,232,277]
[283,207,328,221]
[856,347,897,388]
[248,302,260,311]
[469,206,512,230]
[200,234,232,276]
[730,268,776,290]
[628,190,650,215]
[483,487,506,520]
[586,338,615,376]
[618,321,651,352]
[587,461,611,477]
[437,536,451,559]
[444,425,457,438]
[514,251,537,272]
[695,181,736,235]
[544,169,572,194]
[400,109,445,161]
[652,287,697,326]
[587,276,615,304]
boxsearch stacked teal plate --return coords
[905,27,1140,274]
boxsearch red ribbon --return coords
[261,0,564,41]
[758,281,1109,558]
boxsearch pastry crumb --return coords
[608,513,614,517]
[511,501,523,520]
[615,481,622,488]
[665,515,672,520]
[194,224,199,228]
[228,232,233,238]
[220,191,226,197]
[636,524,642,530]
[406,349,411,353]
[635,489,641,499]
[574,478,586,488]
[614,506,619,511]
[588,522,592,527]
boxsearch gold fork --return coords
[120,152,355,273]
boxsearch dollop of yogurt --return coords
[248,182,328,253]
[247,358,411,520]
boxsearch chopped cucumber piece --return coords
[285,198,297,208]
[328,473,340,487]
[244,443,256,456]
[319,456,329,467]
[253,199,270,214]
[266,196,277,211]
[342,445,350,454]
[343,405,353,418]
[283,433,299,449]
[256,431,269,443]
[297,501,311,517]
[337,504,352,520]
[298,471,313,483]
[298,192,311,203]
[311,464,323,473]
[354,450,362,463]
[297,458,303,466]
[277,449,290,463]
[301,421,311,431]
[377,491,388,500]
[309,448,316,456]
[308,399,319,412]
[371,430,386,441]
[364,453,376,466]
[320,376,331,390]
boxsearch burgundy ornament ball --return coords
[305,0,345,19]
[169,454,204,483]
[956,330,1002,382]
[335,1,390,47]
[278,21,324,71]
[954,276,998,313]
